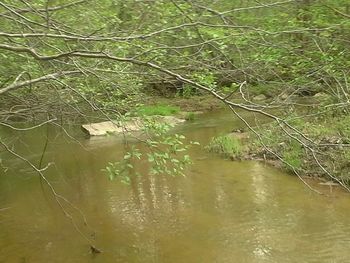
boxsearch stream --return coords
[1,109,350,263]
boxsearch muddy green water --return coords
[1,110,350,263]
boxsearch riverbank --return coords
[207,118,350,190]
[82,91,350,190]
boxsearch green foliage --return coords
[2,0,350,186]
[75,65,144,113]
[104,146,142,184]
[221,83,240,94]
[143,120,198,177]
[175,72,216,98]
[177,84,198,98]
[2,0,349,111]
[193,71,217,90]
[136,104,180,116]
[104,120,199,184]
[206,135,242,159]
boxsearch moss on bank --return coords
[136,104,180,116]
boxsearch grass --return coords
[282,141,303,171]
[137,104,180,116]
[206,135,242,159]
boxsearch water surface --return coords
[1,110,350,263]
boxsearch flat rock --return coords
[82,116,185,136]
[313,92,330,100]
[319,181,338,186]
[253,94,267,101]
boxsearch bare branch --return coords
[0,0,89,15]
[0,118,57,130]
[0,70,81,95]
